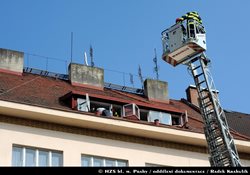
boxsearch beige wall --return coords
[0,122,212,167]
[0,101,249,167]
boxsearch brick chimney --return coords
[144,79,169,103]
[0,48,24,76]
[68,63,104,90]
[186,85,219,107]
[186,85,200,107]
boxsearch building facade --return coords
[0,48,250,166]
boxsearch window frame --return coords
[81,154,128,167]
[122,103,140,119]
[12,145,63,167]
[148,110,172,125]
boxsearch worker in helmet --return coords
[186,11,202,24]
[176,12,205,38]
[176,11,202,24]
[186,12,205,34]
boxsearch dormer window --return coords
[60,91,184,126]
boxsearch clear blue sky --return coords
[1,0,250,114]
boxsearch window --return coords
[12,145,63,167]
[148,111,172,125]
[140,109,149,121]
[77,93,90,112]
[90,101,122,117]
[123,103,140,119]
[81,155,128,167]
[172,114,181,125]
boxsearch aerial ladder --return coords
[161,13,242,167]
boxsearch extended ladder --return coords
[187,53,242,167]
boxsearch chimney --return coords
[68,63,104,90]
[0,48,24,76]
[186,85,219,107]
[144,79,169,103]
[186,85,200,107]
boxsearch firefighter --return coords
[186,11,202,24]
[176,11,202,24]
[176,12,205,38]
[187,12,205,34]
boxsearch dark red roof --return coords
[0,71,249,141]
[225,110,250,138]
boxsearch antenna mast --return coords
[90,45,94,67]
[71,32,73,63]
[153,48,159,80]
[138,65,144,89]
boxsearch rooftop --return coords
[0,69,249,141]
[0,47,249,144]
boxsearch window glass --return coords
[52,152,63,166]
[124,104,133,116]
[39,151,49,166]
[81,156,91,167]
[148,111,172,125]
[161,112,172,125]
[140,109,149,121]
[25,148,36,166]
[81,155,127,167]
[148,111,160,122]
[12,145,63,167]
[123,103,140,119]
[172,116,181,125]
[105,159,115,167]
[12,147,23,166]
[93,157,103,167]
[117,161,127,167]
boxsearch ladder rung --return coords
[197,80,206,86]
[210,145,226,151]
[203,101,212,108]
[210,147,228,154]
[205,110,214,116]
[206,109,214,113]
[201,95,210,101]
[200,88,208,93]
[208,132,223,140]
[195,73,204,78]
[206,127,220,134]
[207,118,217,124]
[192,65,201,71]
